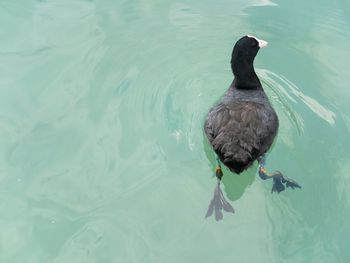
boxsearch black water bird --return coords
[204,35,301,221]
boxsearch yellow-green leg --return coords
[215,156,223,180]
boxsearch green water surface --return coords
[1,0,350,262]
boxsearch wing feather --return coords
[204,101,278,172]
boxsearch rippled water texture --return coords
[1,0,350,262]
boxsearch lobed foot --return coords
[205,180,234,221]
[271,171,301,193]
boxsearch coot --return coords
[204,35,301,221]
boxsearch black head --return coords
[231,35,268,88]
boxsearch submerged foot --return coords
[258,155,301,194]
[205,180,234,221]
[270,171,301,193]
[205,157,234,221]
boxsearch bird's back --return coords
[204,84,278,173]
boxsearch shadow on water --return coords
[202,135,256,202]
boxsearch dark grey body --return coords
[204,80,279,174]
[205,36,300,221]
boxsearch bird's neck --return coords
[231,59,261,89]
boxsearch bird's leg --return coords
[215,156,223,180]
[257,155,301,193]
[205,156,234,221]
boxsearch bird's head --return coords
[231,35,268,88]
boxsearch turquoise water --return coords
[1,0,350,262]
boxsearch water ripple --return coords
[1,0,349,262]
[259,69,336,128]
